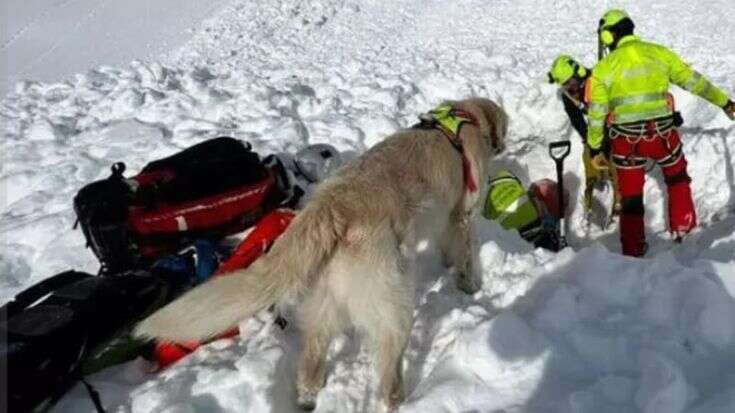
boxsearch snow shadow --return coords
[681,125,735,213]
[484,243,735,412]
[401,203,735,413]
[404,241,503,394]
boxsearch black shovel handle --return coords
[549,140,571,161]
[548,140,571,249]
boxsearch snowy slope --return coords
[2,0,735,412]
[0,0,230,95]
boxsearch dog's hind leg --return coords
[333,222,415,410]
[368,251,414,410]
[296,324,332,410]
[439,208,482,294]
[376,323,411,411]
[296,286,342,410]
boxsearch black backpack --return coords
[0,268,191,412]
[73,137,291,274]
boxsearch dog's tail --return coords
[134,197,342,342]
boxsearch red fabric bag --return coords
[153,209,296,369]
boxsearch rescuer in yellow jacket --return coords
[547,56,621,222]
[586,9,735,256]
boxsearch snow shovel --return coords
[549,140,571,249]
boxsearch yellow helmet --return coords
[599,9,632,46]
[548,55,587,85]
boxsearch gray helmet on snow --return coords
[294,144,342,183]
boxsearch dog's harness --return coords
[416,104,488,193]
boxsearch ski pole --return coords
[549,140,572,249]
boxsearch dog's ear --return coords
[463,98,507,155]
[449,99,488,142]
[487,101,508,155]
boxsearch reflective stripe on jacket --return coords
[585,35,729,149]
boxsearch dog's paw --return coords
[440,251,453,269]
[457,272,481,295]
[297,396,317,411]
[296,387,319,411]
[386,386,404,411]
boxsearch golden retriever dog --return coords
[135,98,508,410]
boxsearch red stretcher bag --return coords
[74,137,293,273]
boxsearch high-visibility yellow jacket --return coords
[585,35,730,150]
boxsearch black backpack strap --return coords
[79,376,106,413]
[44,336,107,413]
[2,271,91,317]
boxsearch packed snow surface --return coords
[0,0,229,95]
[2,0,735,412]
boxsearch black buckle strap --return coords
[664,169,691,186]
[657,143,683,167]
[612,154,647,169]
[610,115,675,139]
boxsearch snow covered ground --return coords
[0,0,229,95]
[2,0,735,412]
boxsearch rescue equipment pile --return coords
[0,137,337,412]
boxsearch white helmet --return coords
[293,144,342,183]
